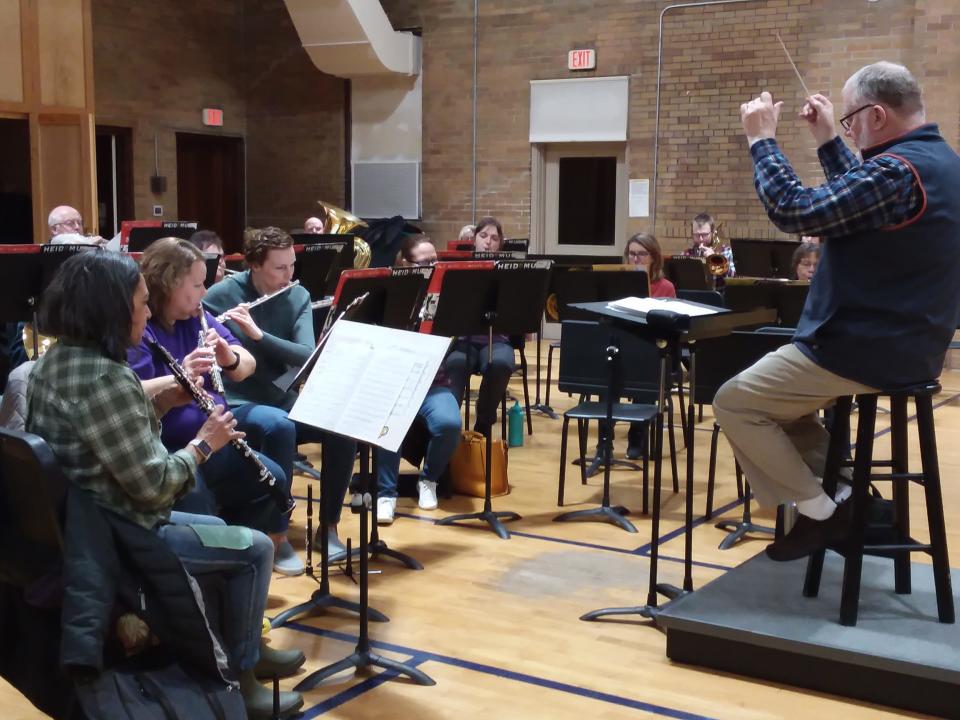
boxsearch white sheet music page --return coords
[607,296,719,317]
[289,320,451,452]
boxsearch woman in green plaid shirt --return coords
[26,251,305,719]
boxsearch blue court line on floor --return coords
[285,622,716,720]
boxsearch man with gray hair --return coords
[714,62,960,561]
[47,205,105,246]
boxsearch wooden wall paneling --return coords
[37,116,85,234]
[37,0,85,109]
[0,1,24,103]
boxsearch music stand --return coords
[430,260,553,539]
[730,239,798,279]
[724,278,810,327]
[289,319,445,691]
[530,254,623,418]
[663,256,710,291]
[0,247,42,356]
[127,225,195,252]
[552,268,651,477]
[571,301,776,623]
[292,242,345,300]
[291,234,356,290]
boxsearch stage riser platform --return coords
[658,553,960,718]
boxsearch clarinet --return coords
[145,338,295,517]
[197,306,225,394]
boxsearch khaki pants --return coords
[712,343,876,508]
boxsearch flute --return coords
[197,306,225,394]
[146,338,295,517]
[214,280,301,323]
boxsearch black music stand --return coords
[552,269,651,478]
[663,256,710,291]
[730,239,798,279]
[724,279,809,327]
[0,249,43,356]
[528,254,623,419]
[573,301,776,623]
[432,261,552,539]
[293,240,353,298]
[294,438,434,691]
[326,269,433,569]
[127,225,195,252]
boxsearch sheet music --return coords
[608,296,720,317]
[289,320,451,452]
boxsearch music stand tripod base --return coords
[270,589,387,628]
[554,506,637,533]
[295,465,434,691]
[436,509,520,540]
[714,519,774,550]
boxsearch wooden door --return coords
[175,132,244,253]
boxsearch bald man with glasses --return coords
[47,205,106,246]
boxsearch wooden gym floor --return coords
[4,342,960,719]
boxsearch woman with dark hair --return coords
[372,236,461,522]
[792,241,821,281]
[26,251,304,718]
[189,229,226,283]
[444,218,516,438]
[128,238,303,576]
[624,233,676,298]
[473,216,503,252]
[203,227,357,561]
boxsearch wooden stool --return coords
[803,384,955,626]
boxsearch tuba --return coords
[316,200,371,269]
[22,323,56,359]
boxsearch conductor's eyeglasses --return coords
[839,104,875,131]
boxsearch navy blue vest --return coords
[794,124,960,388]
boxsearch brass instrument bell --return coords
[316,200,372,269]
[22,323,56,359]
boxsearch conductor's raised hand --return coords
[196,405,244,453]
[740,91,783,147]
[799,93,837,147]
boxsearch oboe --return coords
[197,306,225,394]
[214,280,301,323]
[145,338,295,517]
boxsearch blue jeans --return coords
[297,423,356,526]
[232,403,297,494]
[198,442,290,534]
[375,386,461,498]
[444,340,515,434]
[159,511,273,672]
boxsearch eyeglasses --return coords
[839,104,875,131]
[627,250,650,259]
[53,218,83,231]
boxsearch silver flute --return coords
[214,280,301,323]
[197,305,225,394]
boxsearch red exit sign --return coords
[568,49,596,71]
[202,108,224,127]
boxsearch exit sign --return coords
[202,108,224,127]
[568,49,596,71]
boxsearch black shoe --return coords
[765,501,851,562]
[626,424,646,459]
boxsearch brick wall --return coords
[382,0,960,253]
[92,0,959,255]
[92,0,345,241]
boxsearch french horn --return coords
[316,200,372,269]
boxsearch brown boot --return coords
[239,669,304,720]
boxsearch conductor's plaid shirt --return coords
[26,342,197,530]
[750,135,922,236]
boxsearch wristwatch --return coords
[189,438,214,463]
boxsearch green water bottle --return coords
[508,400,524,447]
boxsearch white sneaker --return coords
[377,496,396,525]
[417,480,439,510]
